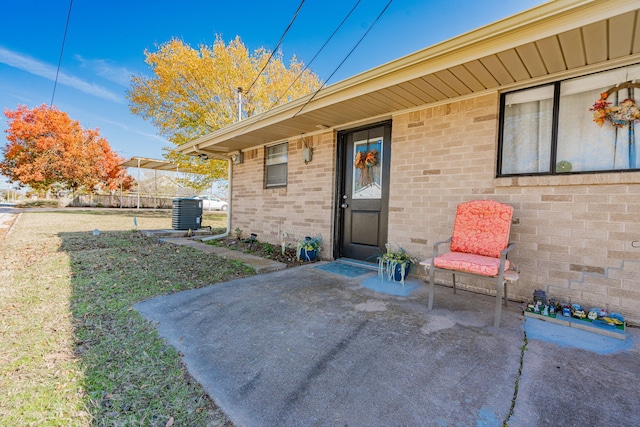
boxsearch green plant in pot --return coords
[296,235,322,261]
[378,243,414,285]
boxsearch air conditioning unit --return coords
[171,198,203,230]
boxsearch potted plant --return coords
[297,235,322,261]
[378,243,414,284]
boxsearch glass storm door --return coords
[338,123,391,261]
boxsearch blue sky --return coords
[1,0,544,165]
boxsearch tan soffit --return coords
[178,0,640,157]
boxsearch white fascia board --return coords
[180,0,637,153]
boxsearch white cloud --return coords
[101,117,167,142]
[0,46,124,104]
[75,55,133,87]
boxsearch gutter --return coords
[201,158,232,242]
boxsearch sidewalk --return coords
[157,236,287,274]
[0,206,19,237]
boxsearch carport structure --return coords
[121,156,231,237]
[121,156,181,209]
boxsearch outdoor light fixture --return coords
[302,147,313,163]
[231,151,243,165]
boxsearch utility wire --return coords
[244,0,305,96]
[266,0,362,111]
[51,0,73,107]
[223,0,390,140]
[224,0,362,138]
[293,0,393,117]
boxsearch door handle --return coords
[340,203,349,209]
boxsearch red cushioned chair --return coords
[423,200,519,327]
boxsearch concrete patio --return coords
[135,260,639,426]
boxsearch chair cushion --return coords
[450,200,513,258]
[433,251,510,277]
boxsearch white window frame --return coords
[265,142,288,188]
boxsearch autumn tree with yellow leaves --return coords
[128,36,321,189]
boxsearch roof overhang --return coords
[121,157,180,171]
[177,0,640,157]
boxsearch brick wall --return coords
[230,132,336,258]
[230,92,640,324]
[391,93,640,325]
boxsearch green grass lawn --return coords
[0,209,251,426]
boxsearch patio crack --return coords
[502,328,528,426]
[277,319,369,421]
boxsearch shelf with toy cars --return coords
[523,290,626,340]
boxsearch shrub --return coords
[18,199,60,208]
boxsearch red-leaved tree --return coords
[1,104,133,195]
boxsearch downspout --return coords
[201,157,232,242]
[136,157,141,209]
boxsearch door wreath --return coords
[354,149,378,186]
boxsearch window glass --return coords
[558,69,640,172]
[266,143,288,187]
[499,64,640,176]
[501,86,554,174]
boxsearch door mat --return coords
[525,317,631,355]
[361,276,421,297]
[314,261,375,277]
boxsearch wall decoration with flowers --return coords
[590,81,640,168]
[352,138,382,199]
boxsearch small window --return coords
[498,64,640,176]
[266,142,288,187]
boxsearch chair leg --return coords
[503,281,508,307]
[452,273,456,294]
[428,265,435,310]
[494,277,503,328]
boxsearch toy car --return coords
[572,310,586,319]
[601,317,623,326]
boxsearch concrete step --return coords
[158,237,287,274]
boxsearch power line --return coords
[293,0,393,117]
[224,0,362,137]
[224,0,392,140]
[51,0,73,107]
[244,0,305,96]
[266,0,362,111]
